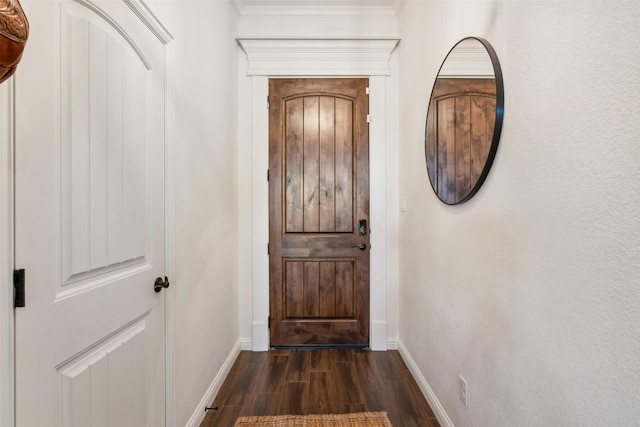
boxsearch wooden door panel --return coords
[454,96,472,200]
[270,78,369,347]
[284,260,355,318]
[302,96,320,232]
[284,97,304,232]
[284,96,355,233]
[470,96,495,177]
[428,78,496,204]
[318,97,336,233]
[335,97,355,233]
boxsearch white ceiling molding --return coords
[237,38,400,76]
[232,0,405,16]
[231,0,401,39]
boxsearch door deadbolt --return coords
[359,219,367,235]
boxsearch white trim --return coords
[369,75,387,351]
[163,33,177,427]
[231,0,406,18]
[237,38,399,76]
[0,78,14,427]
[241,38,399,351]
[66,0,152,70]
[123,0,174,44]
[240,338,253,351]
[250,75,270,352]
[233,2,398,17]
[386,337,399,350]
[184,340,242,427]
[398,340,454,427]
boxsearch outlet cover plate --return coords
[459,375,468,407]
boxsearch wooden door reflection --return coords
[426,78,496,204]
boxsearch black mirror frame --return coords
[425,37,504,205]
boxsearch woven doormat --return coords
[234,411,392,427]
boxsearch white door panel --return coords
[15,1,167,426]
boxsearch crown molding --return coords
[237,38,400,76]
[231,0,404,16]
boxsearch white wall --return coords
[397,1,640,426]
[151,1,240,426]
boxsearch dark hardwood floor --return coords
[199,349,441,427]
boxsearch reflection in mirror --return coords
[425,37,504,205]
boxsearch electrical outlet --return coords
[459,375,468,407]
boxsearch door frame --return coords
[0,78,15,427]
[237,38,400,351]
[0,3,175,426]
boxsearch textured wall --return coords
[397,1,640,426]
[152,2,240,426]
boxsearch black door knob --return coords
[353,243,367,251]
[154,276,170,292]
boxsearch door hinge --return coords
[267,169,270,181]
[267,242,270,255]
[367,114,372,123]
[14,269,25,308]
[366,87,370,95]
[268,316,271,328]
[267,96,270,108]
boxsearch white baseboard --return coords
[240,338,253,351]
[252,320,269,351]
[387,337,399,350]
[397,340,454,427]
[370,321,388,351]
[184,340,242,427]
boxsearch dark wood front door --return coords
[269,78,370,347]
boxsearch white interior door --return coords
[14,1,168,426]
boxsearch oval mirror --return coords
[425,37,504,205]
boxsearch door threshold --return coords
[271,345,369,350]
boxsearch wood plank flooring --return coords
[199,349,441,427]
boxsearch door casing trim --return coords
[0,78,15,427]
[164,37,177,427]
[238,37,400,351]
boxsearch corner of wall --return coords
[397,340,454,427]
[184,340,242,427]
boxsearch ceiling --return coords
[232,0,404,14]
[236,0,400,6]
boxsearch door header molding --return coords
[237,38,400,76]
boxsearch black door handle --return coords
[353,243,367,251]
[154,276,170,292]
